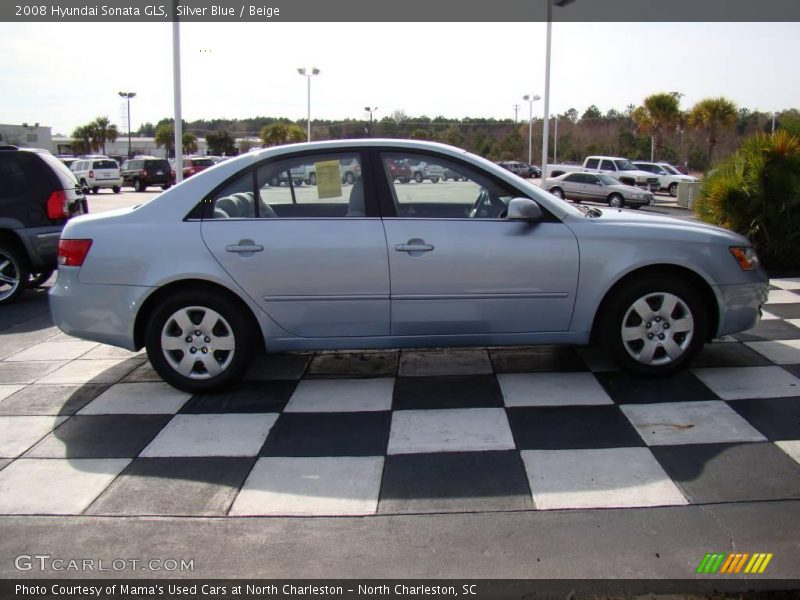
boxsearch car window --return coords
[250,152,363,219]
[93,160,118,169]
[564,173,581,183]
[584,174,600,185]
[585,158,599,169]
[600,160,616,171]
[207,171,256,219]
[144,160,169,171]
[190,158,215,168]
[381,152,516,219]
[0,154,28,198]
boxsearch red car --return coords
[386,159,411,183]
[182,157,216,179]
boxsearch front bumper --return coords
[714,279,770,337]
[49,266,153,350]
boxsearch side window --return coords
[600,160,616,171]
[256,152,363,218]
[564,173,581,183]
[584,174,600,185]
[381,152,517,219]
[0,155,27,199]
[207,171,256,219]
[585,158,599,169]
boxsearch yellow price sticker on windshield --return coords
[315,160,343,199]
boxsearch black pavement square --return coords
[87,457,255,516]
[261,412,391,456]
[728,397,800,441]
[26,415,172,458]
[378,451,533,513]
[762,304,800,320]
[692,342,773,369]
[0,384,109,416]
[489,346,587,373]
[652,442,800,504]
[734,320,800,342]
[180,381,297,414]
[507,405,644,449]
[392,375,503,410]
[782,364,800,379]
[595,371,718,405]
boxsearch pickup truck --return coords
[546,155,660,192]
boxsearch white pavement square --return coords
[693,366,800,400]
[0,416,67,458]
[230,456,384,516]
[766,289,800,304]
[620,401,767,446]
[140,414,278,457]
[775,441,800,465]
[398,349,493,377]
[521,448,688,510]
[285,378,394,413]
[0,458,130,514]
[5,340,99,362]
[78,382,191,415]
[771,278,800,291]
[497,372,613,407]
[0,385,24,402]
[745,340,800,365]
[388,408,515,454]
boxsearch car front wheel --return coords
[669,183,679,197]
[601,276,706,376]
[608,193,624,208]
[134,179,147,192]
[145,290,255,392]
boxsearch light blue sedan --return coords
[49,140,768,392]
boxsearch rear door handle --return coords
[225,239,264,255]
[395,242,434,253]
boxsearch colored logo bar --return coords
[696,553,773,574]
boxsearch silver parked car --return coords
[49,139,768,392]
[545,172,654,208]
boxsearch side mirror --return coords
[507,198,543,221]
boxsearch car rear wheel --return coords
[91,186,99,194]
[414,172,423,183]
[134,179,146,192]
[600,276,706,376]
[669,183,679,197]
[550,187,564,199]
[0,245,29,305]
[608,193,624,208]
[112,186,121,194]
[145,290,255,392]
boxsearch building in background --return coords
[0,123,54,152]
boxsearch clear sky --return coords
[0,21,797,135]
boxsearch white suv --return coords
[71,158,122,194]
[633,161,699,197]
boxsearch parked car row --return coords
[496,161,542,179]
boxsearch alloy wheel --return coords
[620,292,695,366]
[160,306,236,379]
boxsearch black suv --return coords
[0,145,87,304]
[121,157,174,192]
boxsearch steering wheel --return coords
[468,188,491,218]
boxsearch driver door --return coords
[378,152,580,336]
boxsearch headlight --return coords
[730,246,760,271]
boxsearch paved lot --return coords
[0,186,798,580]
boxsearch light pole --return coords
[522,94,541,164]
[297,67,320,142]
[364,106,377,137]
[118,92,136,158]
[541,0,575,181]
[553,115,558,163]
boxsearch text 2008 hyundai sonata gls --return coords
[49,139,768,392]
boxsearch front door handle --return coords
[395,238,435,256]
[225,239,264,256]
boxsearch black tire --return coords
[0,244,29,305]
[668,183,679,197]
[550,187,564,200]
[162,184,171,191]
[441,174,448,182]
[309,173,317,186]
[28,269,55,288]
[431,177,439,183]
[414,172,423,183]
[145,289,256,393]
[134,179,146,192]
[608,193,624,208]
[91,186,99,194]
[112,186,121,194]
[80,179,89,194]
[399,178,410,184]
[599,275,707,377]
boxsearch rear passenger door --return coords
[200,150,390,338]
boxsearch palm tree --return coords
[182,132,198,154]
[154,123,174,156]
[260,123,306,146]
[71,125,94,154]
[689,97,738,164]
[632,92,681,160]
[91,117,118,155]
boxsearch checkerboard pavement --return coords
[1,282,799,517]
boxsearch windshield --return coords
[661,164,681,175]
[614,159,636,171]
[597,174,619,185]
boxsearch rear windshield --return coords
[144,160,170,170]
[93,160,118,169]
[38,152,79,188]
[190,158,215,167]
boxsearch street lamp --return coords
[118,91,136,158]
[364,106,378,137]
[297,67,320,142]
[541,0,575,181]
[522,94,541,164]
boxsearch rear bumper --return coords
[49,267,153,350]
[714,279,769,337]
[88,178,122,188]
[15,226,63,270]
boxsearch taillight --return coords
[88,170,94,178]
[140,169,147,177]
[58,239,93,267]
[47,190,69,220]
